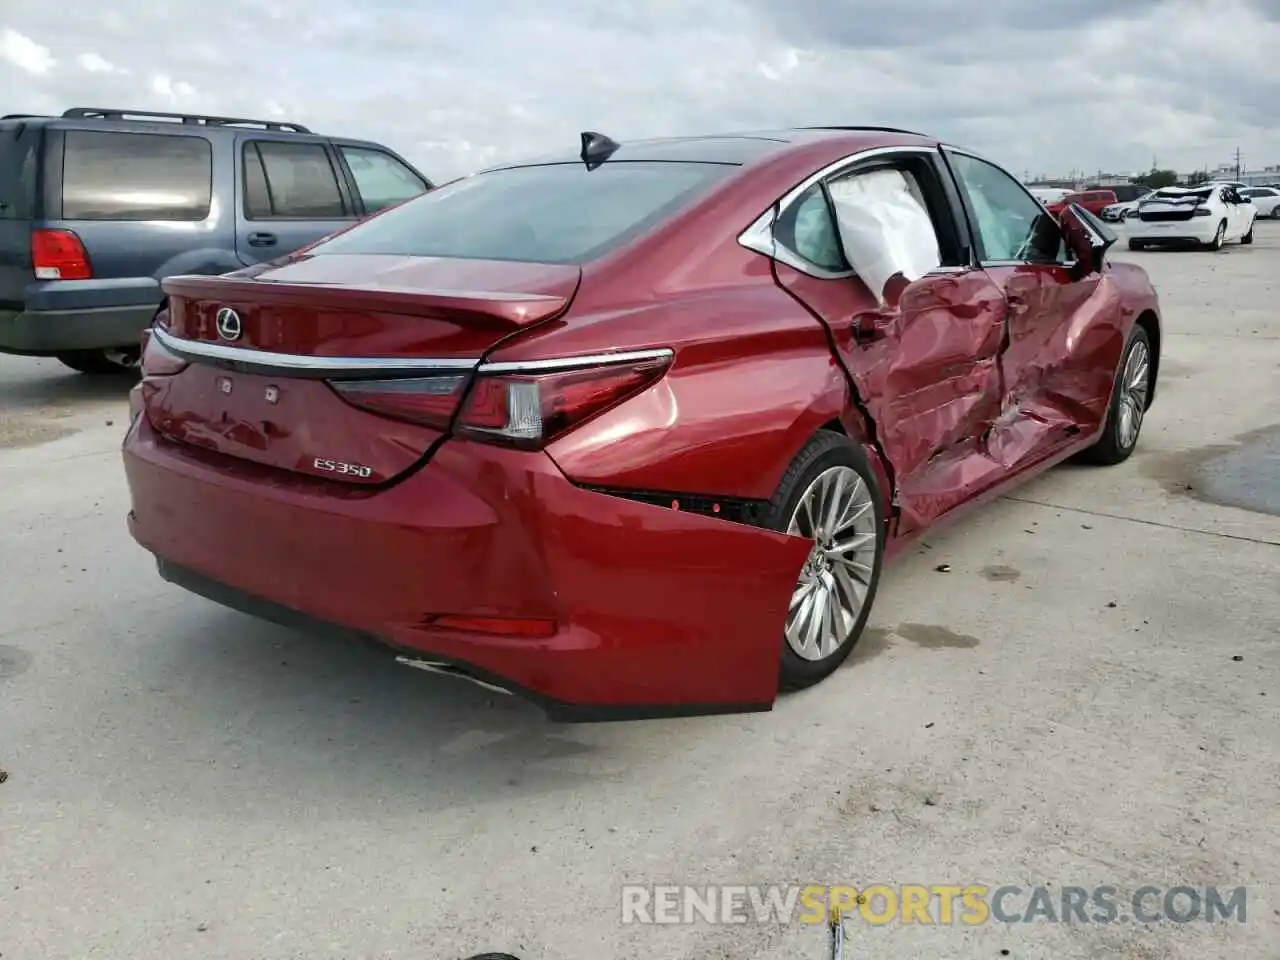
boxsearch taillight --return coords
[31,229,91,280]
[455,354,672,448]
[329,374,470,431]
[328,352,673,446]
[1193,208,1212,217]
[140,327,189,377]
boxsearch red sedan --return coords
[123,126,1162,721]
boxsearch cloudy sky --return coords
[3,0,1278,183]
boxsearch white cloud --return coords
[0,27,55,76]
[1,0,1277,182]
[76,52,120,74]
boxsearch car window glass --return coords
[246,141,346,219]
[774,184,849,272]
[61,131,212,221]
[312,161,732,264]
[824,167,943,299]
[340,147,428,214]
[0,129,37,220]
[949,153,1064,263]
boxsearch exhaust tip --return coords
[394,656,514,696]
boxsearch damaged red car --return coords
[122,126,1162,721]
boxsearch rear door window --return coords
[338,146,429,214]
[243,141,348,219]
[61,130,212,221]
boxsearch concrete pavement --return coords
[1,225,1277,960]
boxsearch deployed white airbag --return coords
[827,170,942,303]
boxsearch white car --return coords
[1241,186,1280,218]
[1127,184,1257,250]
[1101,191,1153,222]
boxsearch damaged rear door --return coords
[942,149,1125,471]
[761,146,1009,536]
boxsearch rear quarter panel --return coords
[39,125,241,288]
[533,283,878,503]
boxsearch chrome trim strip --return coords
[478,348,675,374]
[151,325,481,377]
[152,326,674,379]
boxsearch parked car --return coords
[0,107,433,374]
[1128,183,1257,250]
[1101,190,1154,222]
[122,126,1162,720]
[1028,187,1072,206]
[1241,185,1280,218]
[1047,189,1117,218]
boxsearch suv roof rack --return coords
[60,107,311,134]
[797,125,930,138]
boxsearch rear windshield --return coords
[0,123,39,220]
[311,160,734,264]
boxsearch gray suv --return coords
[0,107,433,374]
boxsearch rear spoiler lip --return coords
[159,272,575,329]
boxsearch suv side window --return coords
[339,146,429,214]
[243,141,347,219]
[948,152,1064,264]
[62,130,212,221]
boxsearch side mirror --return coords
[1059,203,1117,276]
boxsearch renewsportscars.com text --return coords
[620,884,1248,926]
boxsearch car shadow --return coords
[0,362,136,410]
[83,601,689,820]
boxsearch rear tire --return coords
[56,348,140,376]
[1128,239,1146,251]
[765,431,886,690]
[1080,325,1152,466]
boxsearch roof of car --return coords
[482,126,939,171]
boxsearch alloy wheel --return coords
[784,466,879,662]
[1116,339,1150,450]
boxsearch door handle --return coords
[247,232,278,247]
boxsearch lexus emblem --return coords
[214,307,242,342]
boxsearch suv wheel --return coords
[56,348,141,376]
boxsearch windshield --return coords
[311,160,734,264]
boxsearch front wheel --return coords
[1080,325,1152,466]
[1128,239,1146,251]
[1206,220,1226,251]
[766,431,885,690]
[1242,222,1254,245]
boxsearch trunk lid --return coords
[146,253,581,484]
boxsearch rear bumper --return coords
[0,303,155,354]
[122,416,810,721]
[1129,217,1219,244]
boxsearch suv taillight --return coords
[328,353,673,448]
[31,229,91,280]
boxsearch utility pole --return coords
[1234,146,1243,180]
